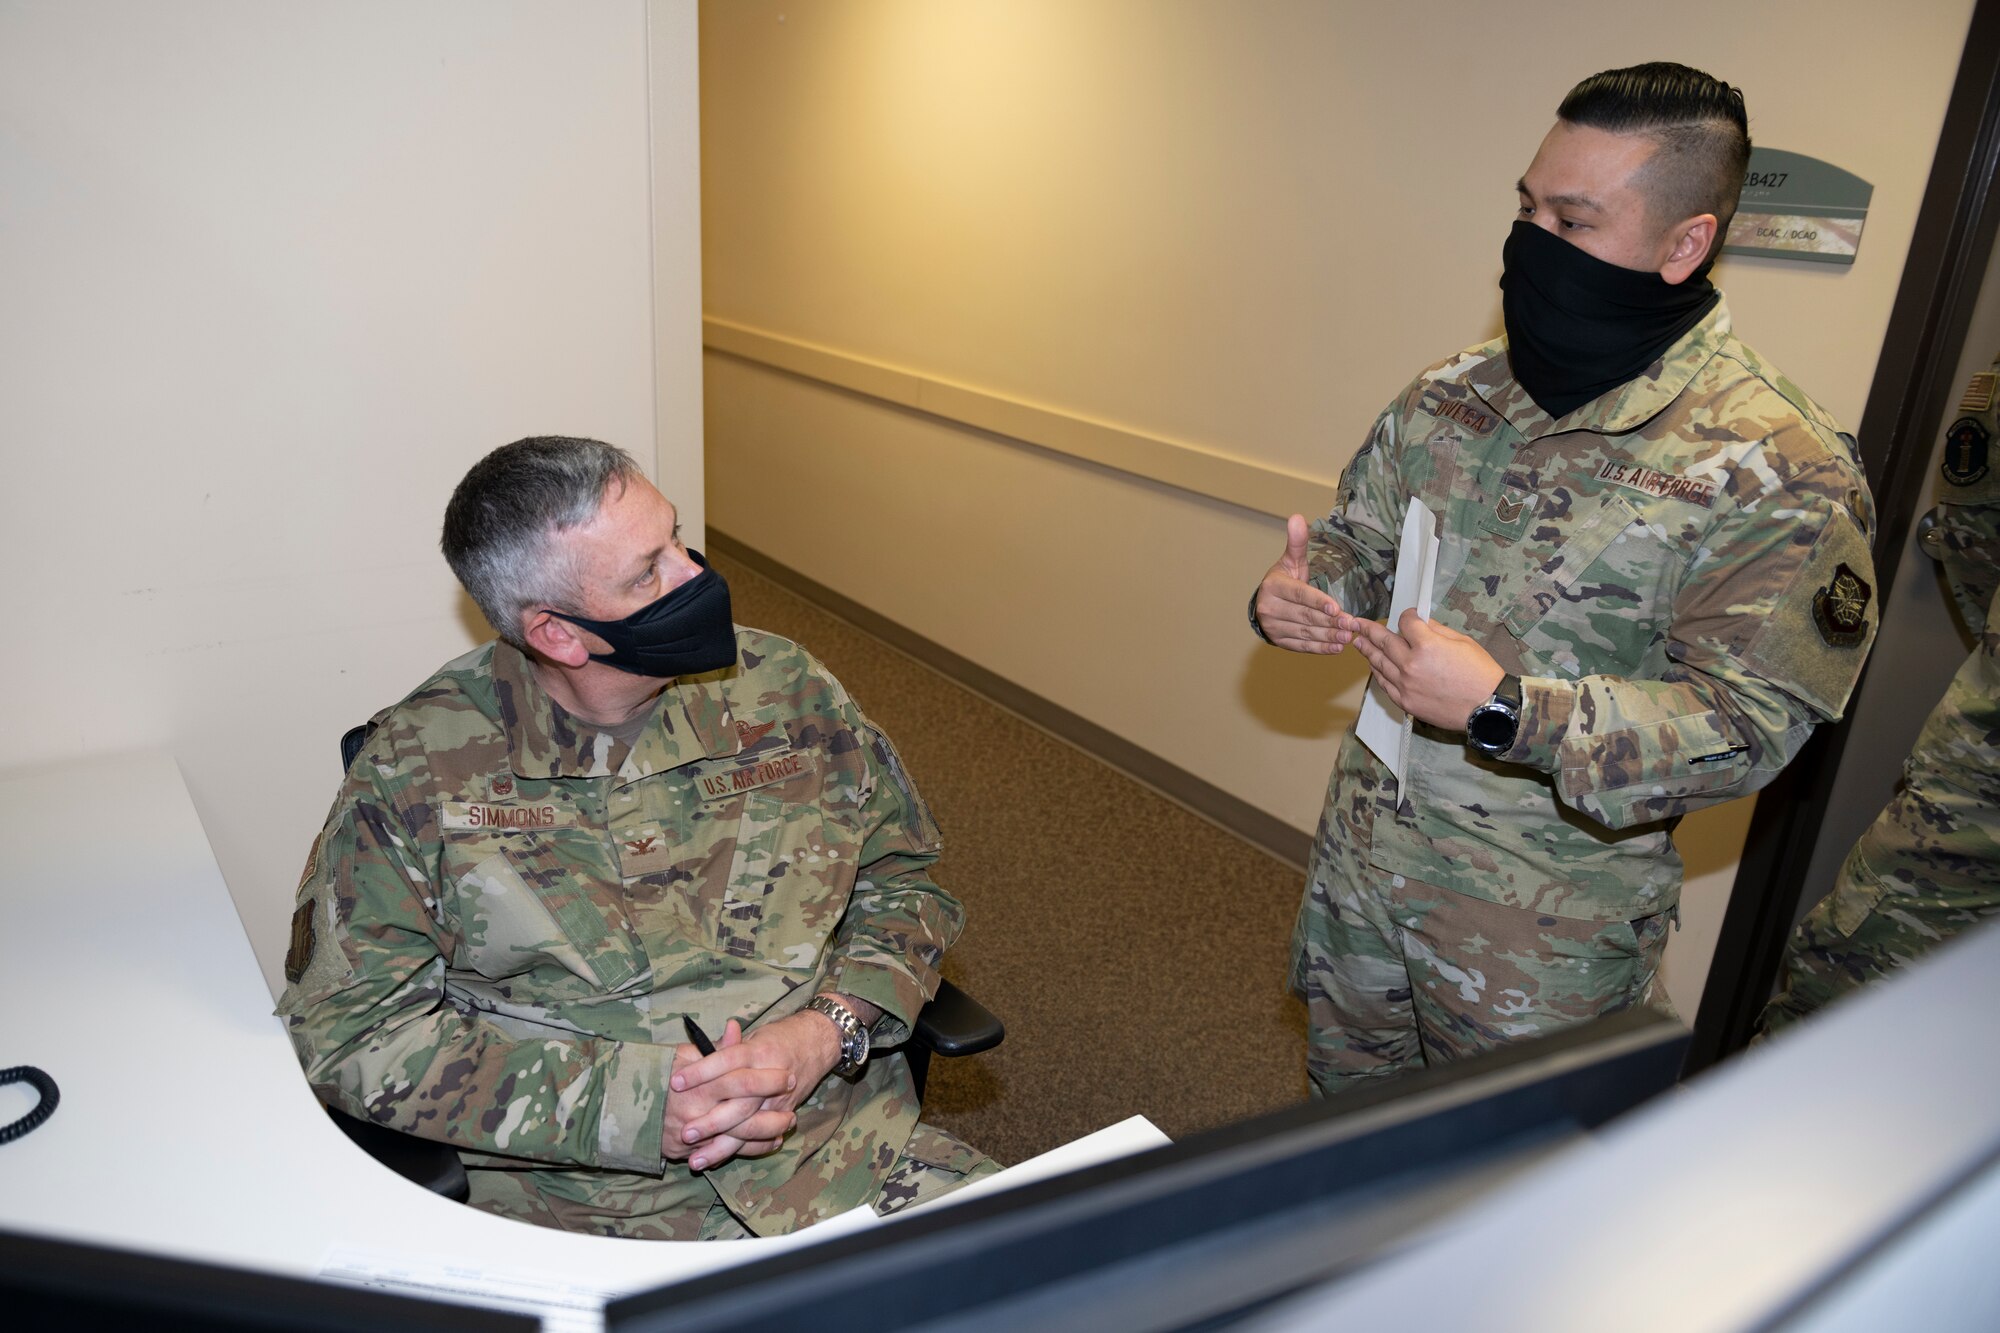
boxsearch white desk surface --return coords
[0,749,1166,1300]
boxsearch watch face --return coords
[1468,706,1516,752]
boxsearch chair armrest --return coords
[339,722,376,773]
[911,977,1004,1058]
[326,1106,470,1204]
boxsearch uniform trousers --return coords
[1294,864,1675,1095]
[1761,832,2000,1037]
[464,1122,997,1240]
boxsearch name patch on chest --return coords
[697,749,812,801]
[1596,461,1720,509]
[440,801,580,832]
[1425,396,1497,436]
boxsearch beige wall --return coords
[0,1,704,997]
[701,0,1978,1013]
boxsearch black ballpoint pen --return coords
[682,1015,717,1056]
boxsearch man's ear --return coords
[523,609,593,668]
[1660,213,1719,284]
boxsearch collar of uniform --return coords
[617,675,740,782]
[1469,296,1733,441]
[489,641,574,778]
[487,641,741,780]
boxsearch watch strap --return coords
[807,994,869,1078]
[1247,588,1274,645]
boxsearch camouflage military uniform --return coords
[277,628,995,1238]
[1287,300,1878,1093]
[1762,356,2000,1034]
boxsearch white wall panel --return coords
[0,0,701,996]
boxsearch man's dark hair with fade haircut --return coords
[1558,61,1751,265]
[441,435,644,648]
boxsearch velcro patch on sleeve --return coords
[1742,513,1878,718]
[870,729,943,850]
[276,880,357,1008]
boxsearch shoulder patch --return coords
[1961,370,1996,413]
[297,828,325,892]
[1812,562,1872,647]
[1943,417,1991,488]
[284,900,317,985]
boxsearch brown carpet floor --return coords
[714,549,1312,1166]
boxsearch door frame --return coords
[1688,0,2000,1073]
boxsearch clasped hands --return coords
[661,1011,833,1171]
[1256,513,1504,730]
[661,1000,869,1172]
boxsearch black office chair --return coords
[326,721,1002,1202]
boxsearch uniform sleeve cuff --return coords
[595,1039,670,1174]
[1504,675,1575,773]
[823,957,924,1047]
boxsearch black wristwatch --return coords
[1466,674,1523,756]
[1247,588,1274,645]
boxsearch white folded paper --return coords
[1355,497,1440,783]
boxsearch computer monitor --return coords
[1,1010,1686,1331]
[0,1228,536,1332]
[606,1008,1688,1332]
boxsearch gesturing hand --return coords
[1347,610,1506,732]
[661,1019,797,1171]
[1255,515,1357,654]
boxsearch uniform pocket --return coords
[442,828,643,989]
[1503,494,1643,639]
[1604,908,1677,1017]
[872,1123,1000,1216]
[1828,852,1893,937]
[1594,709,1750,793]
[712,760,854,971]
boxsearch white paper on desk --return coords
[319,1245,625,1333]
[1355,497,1440,784]
[319,1204,884,1333]
[908,1114,1171,1213]
[312,1119,1168,1330]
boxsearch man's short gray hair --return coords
[441,436,644,647]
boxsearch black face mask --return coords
[548,548,737,678]
[1500,219,1720,420]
